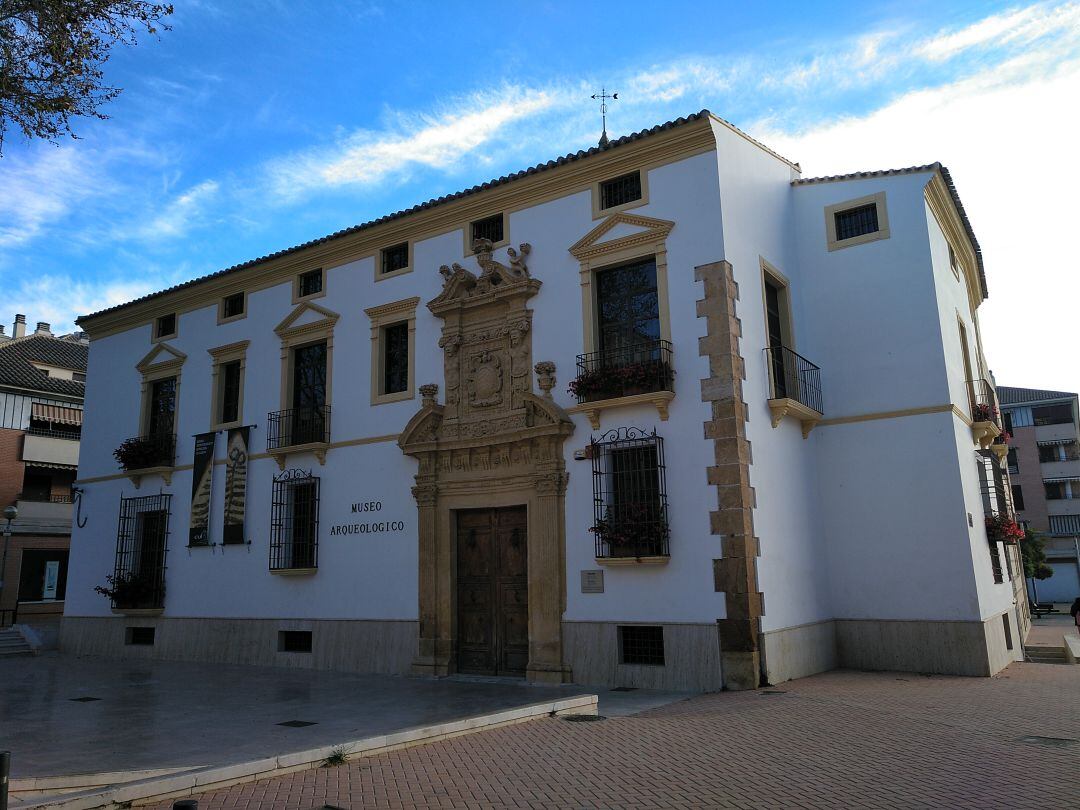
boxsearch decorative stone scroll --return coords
[399,240,575,684]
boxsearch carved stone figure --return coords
[534,361,556,398]
[466,351,503,408]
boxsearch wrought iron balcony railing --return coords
[764,345,822,414]
[114,432,176,471]
[27,426,81,440]
[267,405,331,450]
[571,339,674,404]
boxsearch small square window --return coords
[278,630,312,653]
[125,627,155,646]
[222,292,245,319]
[298,269,323,298]
[155,313,176,339]
[381,242,409,275]
[619,625,665,666]
[834,203,879,241]
[470,214,504,248]
[600,171,642,210]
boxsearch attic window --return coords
[470,214,504,247]
[221,292,245,320]
[834,204,878,241]
[297,268,323,299]
[155,313,176,340]
[381,242,410,276]
[600,171,642,210]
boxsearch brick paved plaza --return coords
[151,662,1080,810]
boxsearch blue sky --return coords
[1,0,1078,390]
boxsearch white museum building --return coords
[63,110,1027,690]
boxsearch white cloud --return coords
[266,88,559,198]
[125,179,221,240]
[916,3,1080,62]
[755,56,1080,396]
[0,147,107,248]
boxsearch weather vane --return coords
[591,87,618,147]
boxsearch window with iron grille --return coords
[619,625,665,666]
[219,360,242,424]
[270,469,320,571]
[591,427,669,559]
[222,292,245,319]
[470,213,504,246]
[600,171,642,210]
[383,322,409,394]
[381,242,409,275]
[113,494,171,610]
[833,203,879,241]
[147,376,177,438]
[298,268,323,298]
[976,451,1008,517]
[155,313,176,339]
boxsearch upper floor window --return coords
[382,322,409,395]
[1045,481,1069,500]
[1011,484,1026,511]
[381,242,410,276]
[296,268,324,301]
[949,245,962,281]
[470,213,504,247]
[147,376,177,438]
[272,341,330,447]
[220,292,245,321]
[155,313,176,341]
[590,427,669,560]
[73,372,86,382]
[1033,403,1073,426]
[219,360,242,425]
[1007,448,1019,474]
[834,204,878,241]
[824,192,890,251]
[600,171,642,211]
[596,258,660,355]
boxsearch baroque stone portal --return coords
[399,239,575,683]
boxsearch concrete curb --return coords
[12,693,597,809]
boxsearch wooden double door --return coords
[456,506,529,676]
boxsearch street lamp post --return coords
[0,505,17,627]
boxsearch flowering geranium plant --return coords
[993,431,1012,445]
[114,434,173,470]
[94,571,163,609]
[985,513,1025,545]
[568,360,673,402]
[590,503,670,558]
[973,402,999,424]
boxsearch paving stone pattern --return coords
[151,664,1080,809]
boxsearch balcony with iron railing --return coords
[764,345,822,439]
[1049,514,1080,537]
[267,405,332,467]
[15,492,74,523]
[113,432,177,486]
[966,378,1002,448]
[568,339,675,429]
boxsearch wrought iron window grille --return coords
[112,493,172,610]
[470,214,504,246]
[270,469,320,571]
[619,625,665,666]
[590,427,669,559]
[381,242,409,274]
[833,203,879,241]
[600,171,642,210]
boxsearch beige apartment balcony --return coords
[1035,422,1077,443]
[1041,459,1080,480]
[1047,499,1080,517]
[22,431,80,467]
[15,495,73,524]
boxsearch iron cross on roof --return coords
[591,87,618,147]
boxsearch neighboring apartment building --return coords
[0,315,87,634]
[998,386,1080,603]
[64,110,1022,690]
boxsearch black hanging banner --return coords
[189,432,216,546]
[222,426,250,545]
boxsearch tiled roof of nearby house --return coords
[997,386,1078,406]
[0,334,87,398]
[794,163,986,300]
[80,110,736,324]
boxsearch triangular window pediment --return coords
[136,342,187,374]
[569,213,675,261]
[274,301,339,339]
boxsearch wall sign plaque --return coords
[580,570,605,594]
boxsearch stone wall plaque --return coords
[580,569,605,594]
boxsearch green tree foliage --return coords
[1020,528,1053,581]
[0,0,172,153]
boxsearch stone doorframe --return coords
[398,240,575,684]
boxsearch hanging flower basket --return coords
[972,403,999,425]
